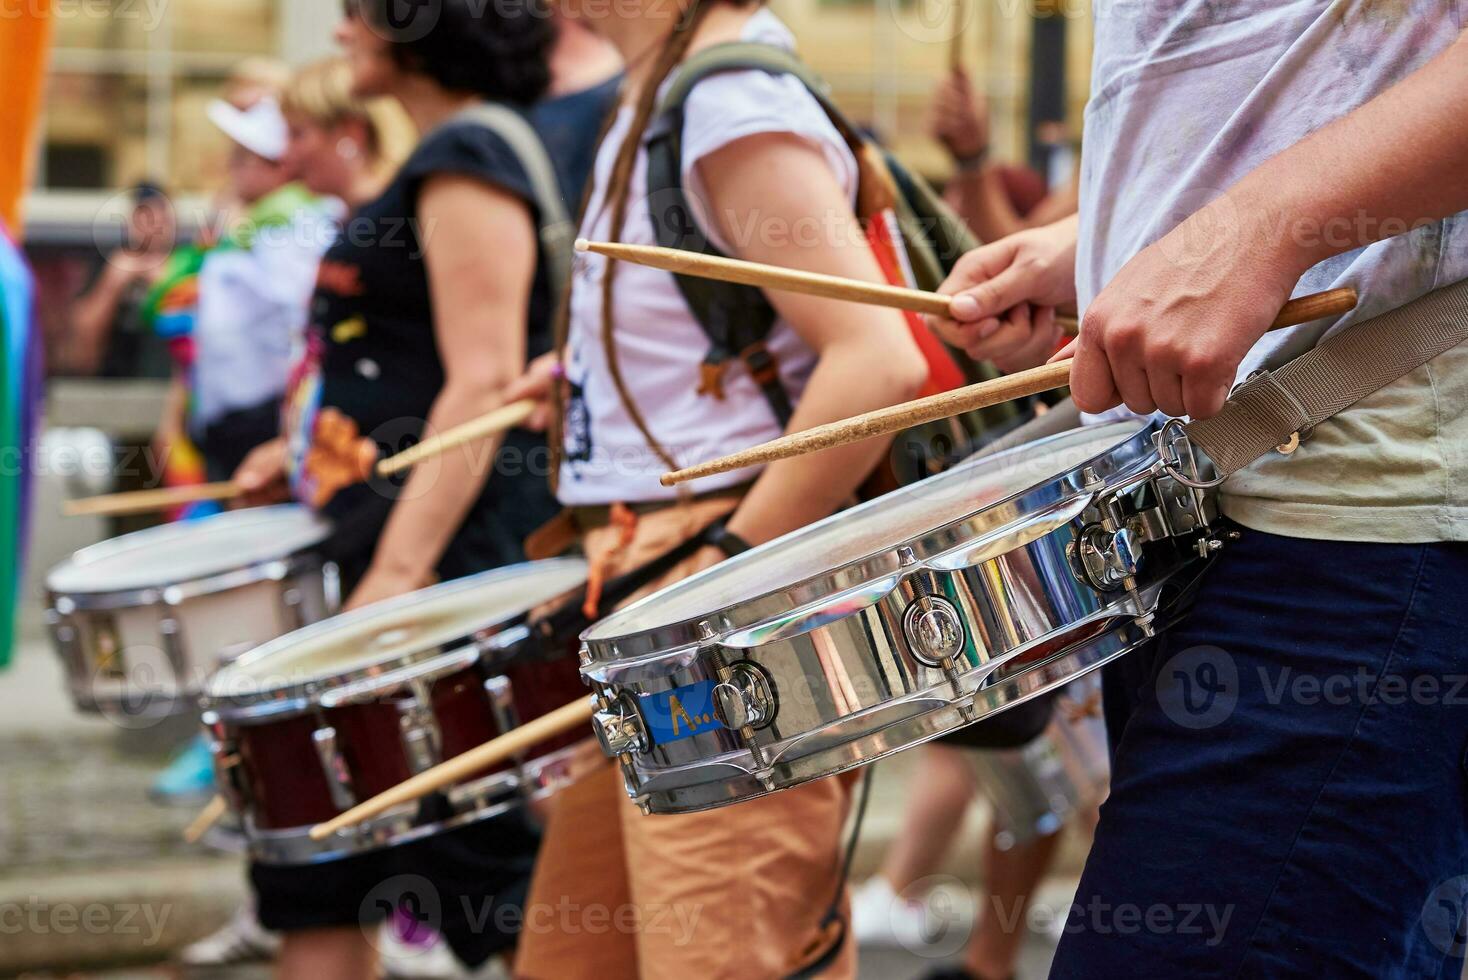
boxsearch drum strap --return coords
[1185,279,1468,477]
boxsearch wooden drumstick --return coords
[182,794,227,844]
[308,696,596,841]
[578,239,955,318]
[375,400,537,478]
[660,286,1359,486]
[64,481,243,518]
[949,0,968,71]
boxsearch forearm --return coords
[68,275,128,373]
[1213,33,1468,277]
[947,167,1027,244]
[366,381,509,581]
[725,341,921,545]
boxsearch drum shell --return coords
[582,420,1219,814]
[204,562,593,866]
[48,558,335,719]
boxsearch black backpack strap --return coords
[644,43,844,428]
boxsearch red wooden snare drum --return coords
[201,559,589,865]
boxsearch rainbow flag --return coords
[0,224,40,670]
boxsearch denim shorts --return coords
[1050,525,1468,978]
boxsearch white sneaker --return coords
[178,903,281,967]
[377,921,467,979]
[851,877,934,950]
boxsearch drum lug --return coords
[901,596,968,668]
[279,585,308,632]
[396,683,444,776]
[712,663,777,731]
[158,615,190,687]
[311,725,358,811]
[202,711,249,815]
[592,694,648,757]
[483,675,520,734]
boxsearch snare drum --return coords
[202,558,589,865]
[581,418,1222,814]
[45,506,337,720]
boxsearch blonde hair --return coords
[281,58,417,176]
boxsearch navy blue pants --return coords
[1050,526,1468,978]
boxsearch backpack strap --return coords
[645,43,854,428]
[450,103,576,300]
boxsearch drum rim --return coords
[201,556,589,720]
[579,419,1159,662]
[45,505,333,609]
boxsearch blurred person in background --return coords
[62,181,176,378]
[188,95,335,483]
[143,93,334,808]
[930,68,1078,247]
[176,55,424,975]
[224,0,580,975]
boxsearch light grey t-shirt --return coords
[1078,1,1468,542]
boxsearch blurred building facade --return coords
[33,0,1088,201]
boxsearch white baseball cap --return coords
[207,97,289,162]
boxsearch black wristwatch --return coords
[703,519,753,558]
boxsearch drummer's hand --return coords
[929,214,1078,368]
[1052,203,1297,420]
[499,352,562,432]
[233,438,290,508]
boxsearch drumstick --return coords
[949,0,967,71]
[376,400,536,477]
[660,286,1359,486]
[63,481,242,518]
[182,794,227,844]
[578,239,955,318]
[308,696,595,841]
[585,240,1090,337]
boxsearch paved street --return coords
[1,630,1074,978]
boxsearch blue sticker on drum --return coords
[641,680,725,746]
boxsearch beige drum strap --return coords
[1183,279,1468,479]
[451,103,575,300]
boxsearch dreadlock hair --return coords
[598,0,720,471]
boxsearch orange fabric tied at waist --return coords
[582,502,638,620]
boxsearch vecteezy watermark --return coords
[359,875,704,953]
[1156,645,1239,731]
[1421,876,1468,958]
[2,0,169,31]
[0,899,173,945]
[1058,895,1234,947]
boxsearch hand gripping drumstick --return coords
[579,240,1093,333]
[374,399,536,477]
[659,286,1359,487]
[308,697,595,841]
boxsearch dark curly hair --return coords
[346,0,556,106]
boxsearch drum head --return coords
[586,420,1147,640]
[46,506,331,595]
[204,558,588,705]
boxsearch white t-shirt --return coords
[1078,2,1468,542]
[193,200,337,430]
[557,10,859,505]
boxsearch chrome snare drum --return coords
[580,418,1223,814]
[45,506,337,719]
[202,559,589,865]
